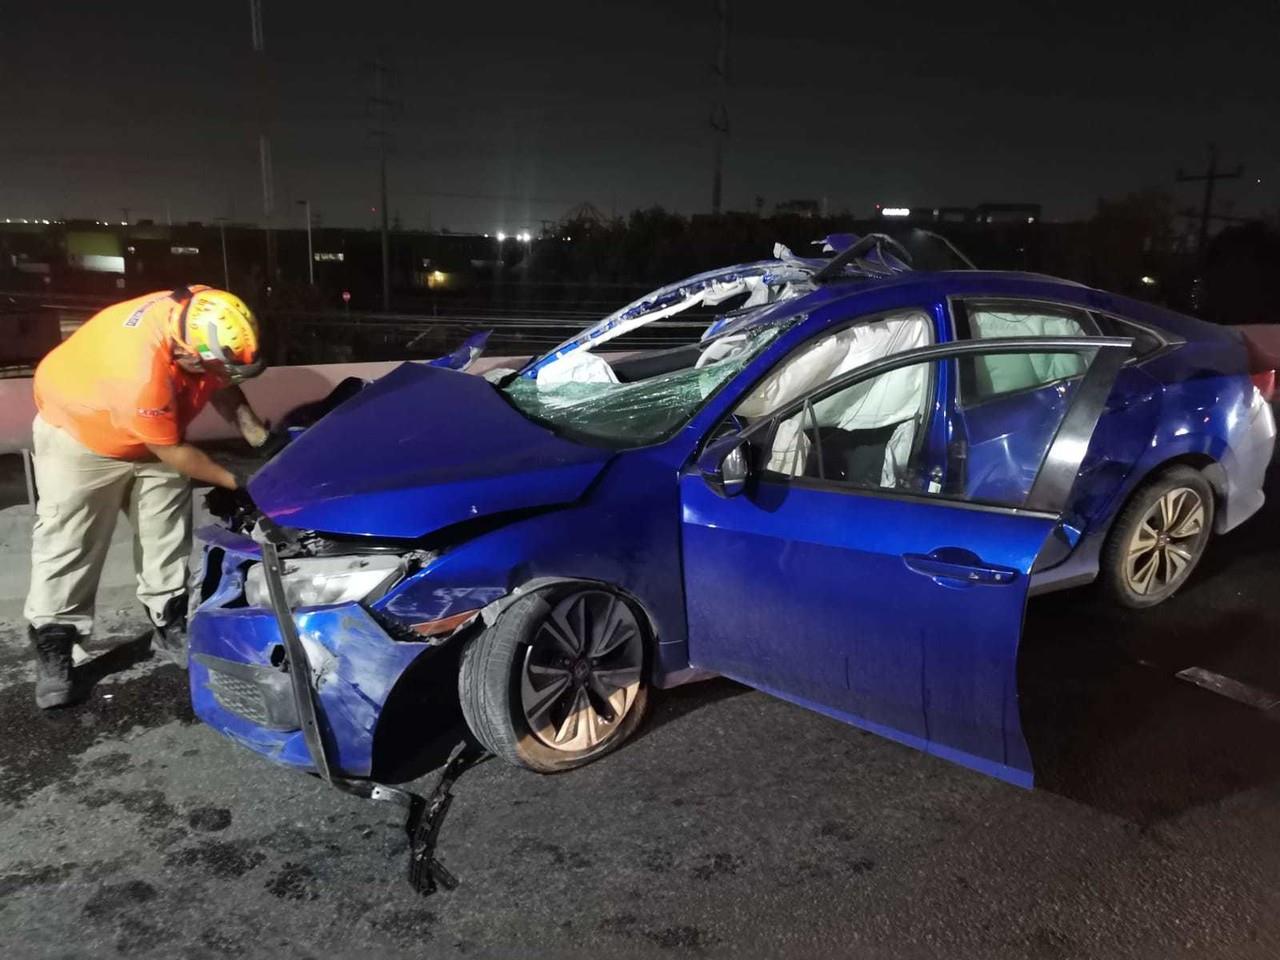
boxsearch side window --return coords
[954,300,1097,405]
[733,309,933,421]
[760,347,1101,510]
[1093,313,1164,359]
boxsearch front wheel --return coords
[458,587,649,772]
[1101,465,1215,608]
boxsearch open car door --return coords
[679,337,1131,787]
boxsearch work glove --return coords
[231,465,258,495]
[253,428,291,462]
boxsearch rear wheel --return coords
[458,587,649,772]
[1101,466,1214,608]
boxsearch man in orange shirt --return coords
[25,285,269,708]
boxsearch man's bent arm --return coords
[146,442,238,489]
[211,385,269,447]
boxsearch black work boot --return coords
[151,594,190,669]
[29,623,77,709]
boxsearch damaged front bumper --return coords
[190,522,479,895]
[188,529,432,778]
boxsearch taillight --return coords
[1250,370,1276,403]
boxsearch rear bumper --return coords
[1218,396,1276,533]
[188,540,432,778]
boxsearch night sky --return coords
[2,1,1275,232]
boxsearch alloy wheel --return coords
[519,590,644,752]
[1124,486,1207,597]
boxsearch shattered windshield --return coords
[503,320,796,447]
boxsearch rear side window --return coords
[953,300,1096,405]
[1092,313,1165,360]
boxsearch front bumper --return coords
[188,532,433,778]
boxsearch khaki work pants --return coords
[24,415,192,636]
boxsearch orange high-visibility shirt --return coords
[33,290,222,460]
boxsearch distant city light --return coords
[496,231,507,242]
[881,207,911,217]
[517,230,532,243]
[1027,217,1036,224]
[1140,275,1157,286]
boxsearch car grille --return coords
[208,670,271,726]
[197,654,301,732]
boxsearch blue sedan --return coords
[189,235,1275,793]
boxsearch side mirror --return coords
[697,434,750,498]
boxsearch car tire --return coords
[458,586,650,773]
[1100,465,1215,609]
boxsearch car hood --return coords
[248,363,614,539]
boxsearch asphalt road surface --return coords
[1,462,1279,959]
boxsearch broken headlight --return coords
[244,555,405,610]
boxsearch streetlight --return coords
[297,199,314,285]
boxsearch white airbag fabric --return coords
[737,312,931,418]
[968,309,1087,396]
[746,312,932,480]
[535,349,619,387]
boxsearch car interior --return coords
[734,311,935,489]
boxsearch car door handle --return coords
[902,550,1019,586]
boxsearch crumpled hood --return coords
[248,363,613,539]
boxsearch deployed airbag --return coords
[737,312,933,483]
[968,309,1087,396]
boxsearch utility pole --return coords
[367,56,401,311]
[709,0,730,215]
[216,218,231,289]
[297,199,314,285]
[1177,143,1243,256]
[249,0,277,286]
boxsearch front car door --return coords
[680,337,1131,786]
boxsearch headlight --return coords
[244,555,405,609]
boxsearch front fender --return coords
[370,452,695,684]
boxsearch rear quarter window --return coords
[1092,314,1166,360]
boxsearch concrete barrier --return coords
[0,356,529,455]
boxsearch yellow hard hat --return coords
[169,286,264,382]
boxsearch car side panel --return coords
[1063,364,1165,526]
[374,447,698,684]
